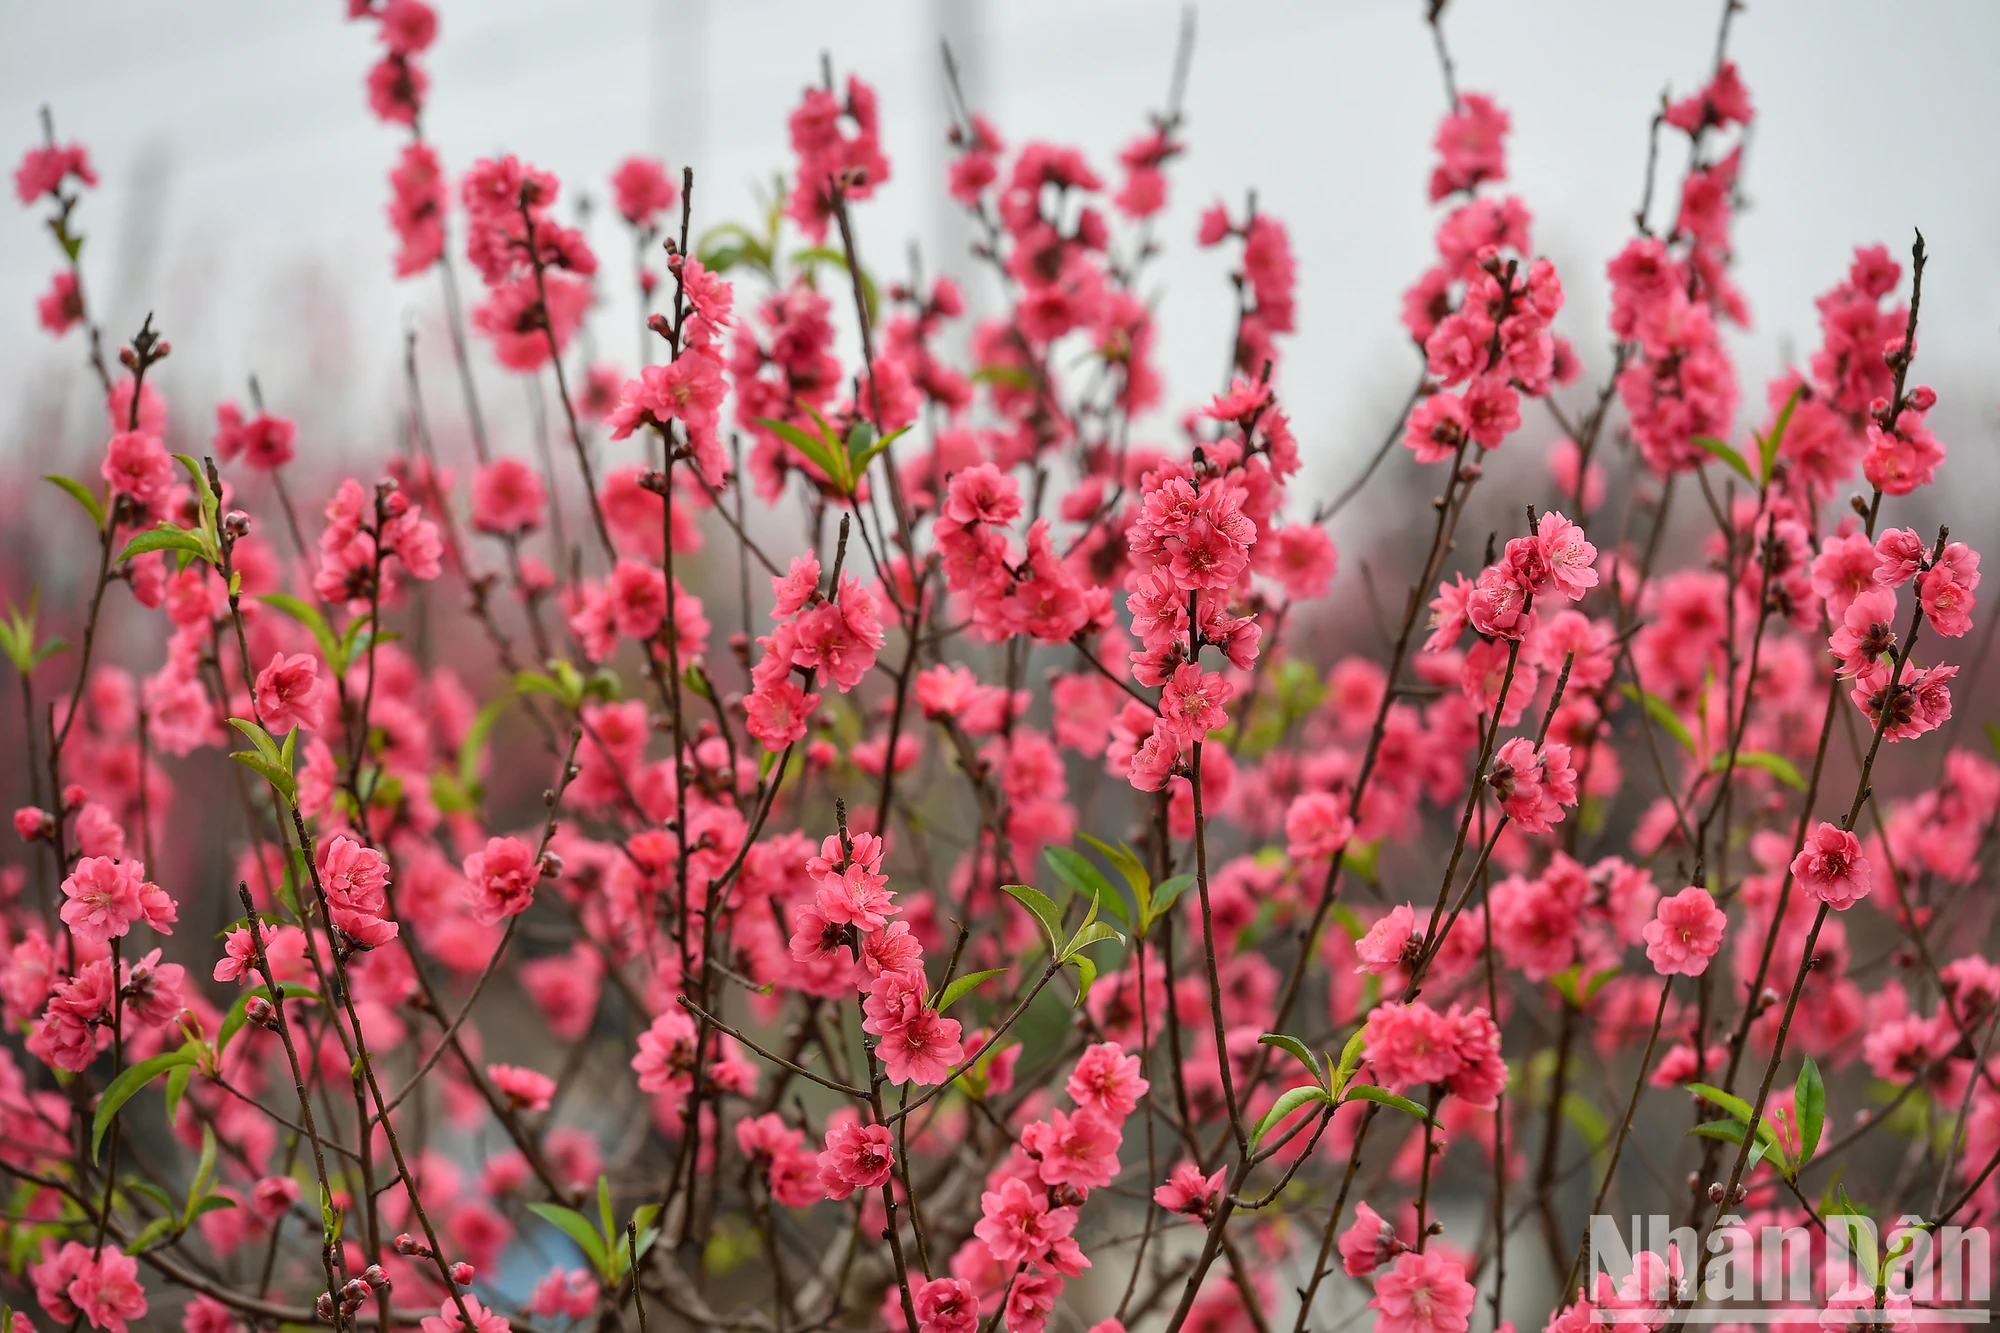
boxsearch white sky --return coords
[3,0,1996,549]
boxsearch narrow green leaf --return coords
[1252,1084,1331,1148]
[1618,684,1696,754]
[123,1216,176,1256]
[164,1063,193,1124]
[1068,953,1098,1007]
[1341,1084,1433,1121]
[934,968,1005,1015]
[1691,435,1754,483]
[1718,749,1807,791]
[230,750,297,805]
[528,1202,610,1275]
[42,474,105,530]
[1045,847,1129,931]
[1687,1120,1749,1146]
[1062,920,1125,960]
[228,717,282,766]
[115,525,209,566]
[1146,873,1196,929]
[1000,884,1065,954]
[258,593,341,667]
[457,691,515,797]
[1333,1028,1367,1095]
[1686,1082,1758,1125]
[1795,1055,1825,1168]
[1561,1091,1610,1152]
[92,1046,199,1161]
[1258,1034,1325,1090]
[752,417,846,490]
[1759,384,1806,484]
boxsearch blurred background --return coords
[4,0,1997,525]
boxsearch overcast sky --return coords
[3,0,1996,540]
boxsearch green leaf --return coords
[123,1216,176,1256]
[1716,749,1807,791]
[933,968,1005,1015]
[1686,1082,1759,1125]
[186,1194,236,1220]
[597,1176,616,1258]
[457,691,515,799]
[42,474,105,530]
[172,454,219,527]
[228,717,282,766]
[231,749,298,805]
[1068,953,1098,1007]
[1343,838,1381,883]
[1759,384,1806,485]
[319,1182,342,1247]
[1687,1119,1749,1146]
[752,416,848,492]
[1077,834,1150,902]
[92,1046,200,1161]
[164,1063,193,1124]
[115,524,211,567]
[848,424,912,478]
[258,593,341,669]
[1795,1055,1825,1168]
[1000,884,1065,954]
[1561,1091,1610,1154]
[1333,1028,1367,1097]
[529,1202,610,1276]
[1062,919,1125,960]
[789,246,878,324]
[1341,1084,1433,1121]
[1691,435,1754,483]
[1252,1084,1331,1148]
[1259,1034,1325,1089]
[1045,847,1129,931]
[1146,873,1196,929]
[185,1126,218,1227]
[1618,683,1696,754]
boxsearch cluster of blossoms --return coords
[5,7,1999,1333]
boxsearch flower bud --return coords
[245,996,277,1028]
[451,1262,475,1286]
[1707,1183,1725,1203]
[362,1265,389,1289]
[316,1293,337,1322]
[537,851,564,880]
[394,1232,431,1258]
[224,510,252,539]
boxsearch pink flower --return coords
[101,431,173,507]
[817,1120,894,1201]
[1066,1042,1149,1119]
[1919,561,1976,637]
[910,1277,979,1333]
[973,1176,1084,1271]
[1642,886,1726,976]
[38,270,82,335]
[248,1174,300,1223]
[632,1010,696,1096]
[1285,791,1354,862]
[59,856,146,946]
[487,1063,556,1112]
[1363,1000,1461,1090]
[418,1296,509,1333]
[1153,1160,1225,1219]
[1791,821,1871,910]
[861,972,963,1086]
[1020,1106,1121,1191]
[1355,904,1420,975]
[471,458,546,534]
[66,1246,148,1333]
[1339,1200,1405,1276]
[461,835,539,925]
[1004,1273,1063,1333]
[807,832,897,930]
[610,156,679,229]
[1368,1250,1475,1333]
[1157,664,1232,750]
[254,652,322,735]
[1535,511,1598,600]
[1490,737,1576,834]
